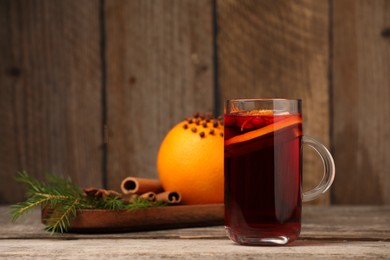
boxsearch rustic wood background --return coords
[0,0,389,205]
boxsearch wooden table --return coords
[0,206,389,259]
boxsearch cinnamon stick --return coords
[121,177,163,195]
[156,191,182,204]
[139,192,156,201]
[83,187,120,198]
[121,194,139,203]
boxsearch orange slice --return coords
[225,115,302,146]
[225,127,301,158]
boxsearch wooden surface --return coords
[0,0,103,203]
[332,0,390,204]
[1,240,389,259]
[0,206,389,259]
[105,0,214,190]
[216,0,330,205]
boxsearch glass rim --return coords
[226,98,302,102]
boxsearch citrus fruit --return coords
[224,115,302,147]
[157,113,224,205]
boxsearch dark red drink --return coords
[224,110,303,245]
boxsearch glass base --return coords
[225,227,298,246]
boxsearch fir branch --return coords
[126,197,167,210]
[10,196,52,221]
[45,174,82,197]
[15,171,47,194]
[34,193,74,200]
[44,198,80,234]
[11,171,168,234]
[99,196,124,210]
[11,172,83,233]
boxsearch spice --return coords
[182,113,225,139]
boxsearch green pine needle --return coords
[11,171,167,234]
[43,197,80,234]
[126,197,167,210]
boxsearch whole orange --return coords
[157,114,224,205]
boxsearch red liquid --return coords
[224,112,302,245]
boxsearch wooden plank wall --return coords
[332,0,390,204]
[0,0,103,203]
[0,0,389,205]
[104,0,214,190]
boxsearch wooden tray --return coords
[42,204,224,233]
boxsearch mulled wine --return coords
[224,111,303,245]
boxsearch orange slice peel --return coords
[225,115,302,146]
[224,127,302,158]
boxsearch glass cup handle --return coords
[302,136,336,202]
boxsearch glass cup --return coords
[224,99,335,245]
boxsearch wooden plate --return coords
[42,204,224,233]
